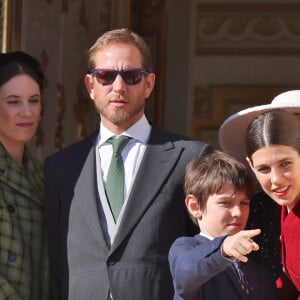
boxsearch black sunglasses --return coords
[91,68,148,86]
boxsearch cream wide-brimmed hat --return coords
[218,90,300,163]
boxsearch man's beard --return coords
[99,103,144,126]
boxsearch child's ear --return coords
[185,195,202,219]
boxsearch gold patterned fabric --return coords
[0,143,50,300]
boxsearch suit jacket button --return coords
[7,205,15,213]
[8,251,17,262]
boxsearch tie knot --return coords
[108,136,130,155]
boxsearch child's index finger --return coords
[245,228,261,239]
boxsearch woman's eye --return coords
[257,166,269,173]
[29,98,40,103]
[7,100,19,104]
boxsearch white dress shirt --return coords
[95,115,151,245]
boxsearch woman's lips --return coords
[16,122,34,128]
[272,185,290,197]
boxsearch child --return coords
[168,151,278,300]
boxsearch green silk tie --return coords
[106,136,130,222]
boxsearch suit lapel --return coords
[225,264,245,297]
[73,146,109,250]
[110,128,183,253]
[195,235,246,297]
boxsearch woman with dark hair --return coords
[245,109,300,298]
[0,51,50,299]
[219,91,300,299]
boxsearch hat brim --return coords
[218,105,300,163]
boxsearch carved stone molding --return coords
[193,85,299,148]
[196,4,300,55]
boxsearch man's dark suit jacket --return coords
[44,126,212,300]
[169,234,279,300]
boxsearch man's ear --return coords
[185,194,202,219]
[144,73,155,99]
[84,74,95,100]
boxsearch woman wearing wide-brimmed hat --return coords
[219,90,300,299]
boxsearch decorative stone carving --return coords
[196,4,300,55]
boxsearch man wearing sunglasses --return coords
[44,28,212,300]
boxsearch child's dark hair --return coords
[184,150,256,224]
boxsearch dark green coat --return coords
[0,144,50,299]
